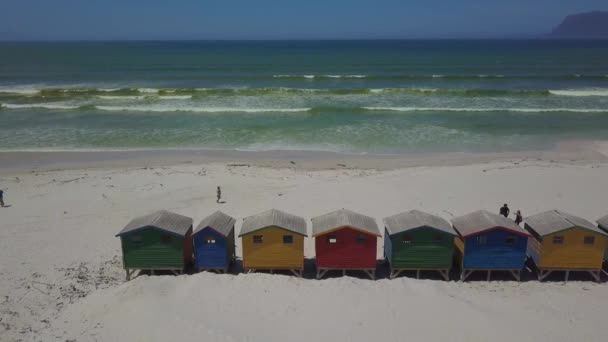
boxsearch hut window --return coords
[552,236,564,244]
[327,236,337,244]
[584,236,595,245]
[253,235,263,244]
[356,235,367,244]
[160,235,172,244]
[283,235,293,244]
[402,235,413,244]
[476,236,487,245]
[130,235,143,243]
[433,234,443,242]
[505,236,517,245]
[205,236,216,244]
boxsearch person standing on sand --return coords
[499,203,510,218]
[514,210,523,226]
[217,186,221,203]
[0,189,4,207]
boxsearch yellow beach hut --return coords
[239,209,307,277]
[525,210,607,282]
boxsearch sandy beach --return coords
[1,145,608,341]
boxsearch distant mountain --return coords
[549,11,608,38]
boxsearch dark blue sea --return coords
[1,40,608,153]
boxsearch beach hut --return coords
[451,210,530,281]
[116,210,193,280]
[239,209,307,277]
[383,210,456,280]
[598,214,608,261]
[312,209,380,279]
[525,210,607,282]
[192,211,236,273]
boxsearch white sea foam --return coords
[157,95,193,100]
[432,75,445,78]
[549,89,608,97]
[97,95,147,100]
[95,105,311,113]
[0,88,40,95]
[363,106,608,113]
[1,103,80,110]
[137,88,159,94]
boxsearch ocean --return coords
[1,40,608,154]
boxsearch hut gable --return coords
[451,210,528,237]
[526,210,607,237]
[116,210,193,237]
[311,209,380,237]
[598,214,608,229]
[384,210,454,236]
[194,211,236,237]
[240,209,307,237]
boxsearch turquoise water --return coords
[1,40,608,153]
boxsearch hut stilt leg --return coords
[460,270,465,282]
[343,269,346,276]
[565,270,570,282]
[487,270,491,281]
[416,270,420,279]
[589,270,600,282]
[151,269,155,275]
[125,269,131,281]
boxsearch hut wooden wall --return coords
[462,228,528,269]
[388,227,454,269]
[193,227,232,269]
[241,226,304,269]
[120,228,187,269]
[315,227,377,268]
[536,228,606,269]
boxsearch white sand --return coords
[1,156,608,341]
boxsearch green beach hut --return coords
[383,210,456,280]
[116,210,194,280]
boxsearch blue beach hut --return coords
[193,211,236,273]
[451,210,530,281]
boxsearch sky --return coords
[2,0,608,40]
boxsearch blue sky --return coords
[2,0,608,40]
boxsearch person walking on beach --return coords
[0,189,5,207]
[216,186,222,203]
[514,210,523,226]
[499,203,510,218]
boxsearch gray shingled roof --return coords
[451,210,527,237]
[598,214,608,230]
[384,210,455,236]
[116,210,193,237]
[526,210,607,236]
[240,209,307,237]
[311,209,380,236]
[194,211,236,236]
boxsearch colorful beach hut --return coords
[239,209,307,277]
[598,214,608,261]
[193,211,236,273]
[311,209,380,279]
[383,210,456,280]
[116,210,193,280]
[525,210,607,282]
[451,210,530,281]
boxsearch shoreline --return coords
[1,140,607,173]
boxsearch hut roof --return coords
[116,210,193,237]
[311,209,380,236]
[194,211,236,236]
[526,210,607,236]
[598,214,608,229]
[240,209,307,237]
[451,210,528,237]
[383,210,455,236]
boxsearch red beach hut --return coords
[311,209,380,279]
